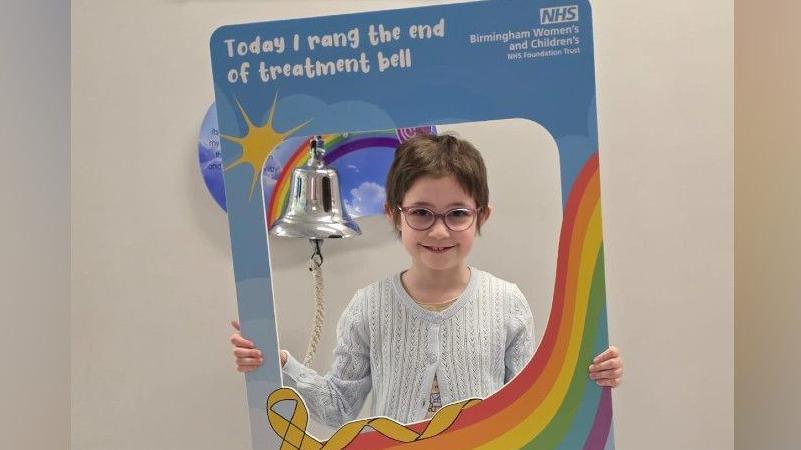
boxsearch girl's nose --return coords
[428,217,450,238]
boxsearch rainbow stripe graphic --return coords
[317,152,611,449]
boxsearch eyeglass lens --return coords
[404,207,475,231]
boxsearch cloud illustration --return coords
[344,182,386,217]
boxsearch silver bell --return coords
[270,136,361,240]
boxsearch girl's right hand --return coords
[230,320,288,372]
[230,320,263,372]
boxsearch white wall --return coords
[0,1,70,449]
[70,1,733,450]
[594,2,734,449]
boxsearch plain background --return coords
[4,0,794,449]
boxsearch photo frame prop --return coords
[210,1,613,448]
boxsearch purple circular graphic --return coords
[396,126,436,142]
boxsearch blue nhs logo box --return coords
[540,5,579,24]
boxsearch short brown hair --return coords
[385,133,490,234]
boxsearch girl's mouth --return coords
[421,244,455,253]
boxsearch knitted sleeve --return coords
[504,284,536,383]
[282,289,372,428]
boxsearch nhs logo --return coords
[540,5,579,24]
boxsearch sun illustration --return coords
[221,92,311,199]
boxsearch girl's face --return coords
[390,175,490,274]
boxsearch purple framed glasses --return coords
[397,206,481,231]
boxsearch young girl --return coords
[231,134,623,428]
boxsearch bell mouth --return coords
[270,217,361,240]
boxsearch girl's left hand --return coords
[588,345,623,388]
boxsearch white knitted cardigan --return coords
[282,267,535,428]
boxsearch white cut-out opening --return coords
[267,118,561,439]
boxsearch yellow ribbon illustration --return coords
[266,387,480,449]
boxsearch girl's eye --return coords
[409,208,433,217]
[447,209,471,218]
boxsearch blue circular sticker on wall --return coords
[198,103,226,211]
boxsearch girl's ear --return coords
[386,204,403,238]
[479,204,493,227]
[384,204,398,228]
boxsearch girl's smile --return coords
[419,243,456,253]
